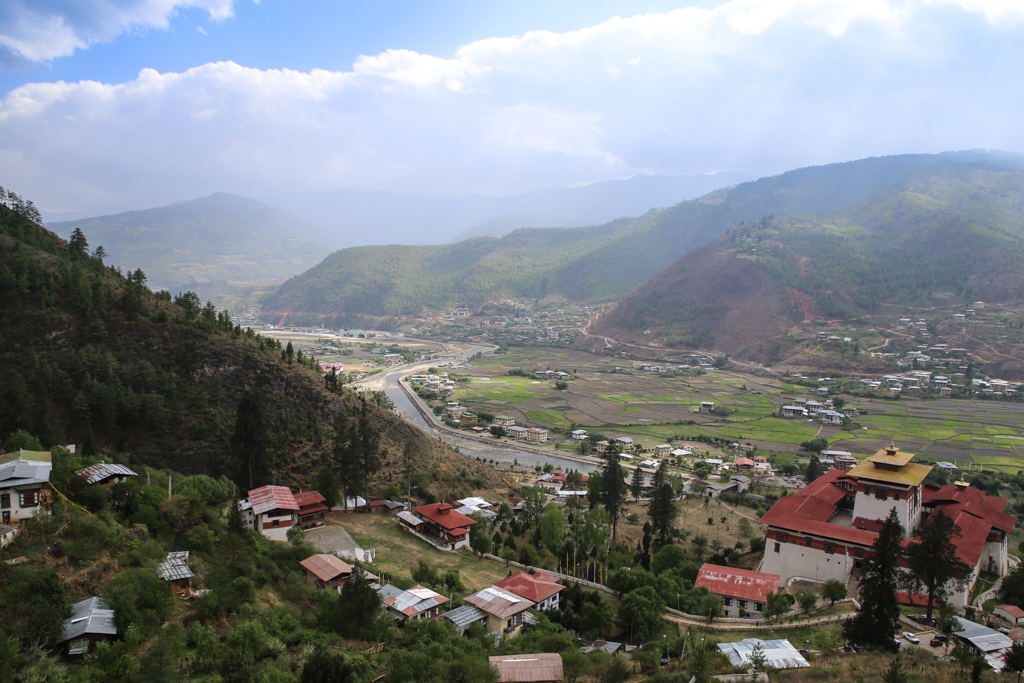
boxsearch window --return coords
[272,520,280,527]
[774,543,781,553]
[755,603,763,611]
[19,491,38,507]
[0,494,8,509]
[724,598,732,606]
[876,488,888,500]
[825,545,835,555]
[854,549,864,558]
[739,600,747,609]
[864,485,871,495]
[777,533,788,543]
[507,619,512,628]
[805,537,813,547]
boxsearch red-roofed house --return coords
[489,653,564,683]
[299,554,379,590]
[242,485,300,542]
[695,564,780,618]
[495,571,565,611]
[759,443,1015,608]
[293,491,328,531]
[398,502,477,551]
[995,605,1024,626]
[734,457,755,471]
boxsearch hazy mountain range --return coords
[47,172,752,292]
[265,152,1022,322]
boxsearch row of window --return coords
[723,598,763,611]
[773,534,864,558]
[0,492,39,509]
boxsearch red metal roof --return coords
[997,605,1024,618]
[695,564,780,603]
[896,592,942,607]
[414,502,477,531]
[299,554,352,581]
[248,485,299,516]
[299,503,329,515]
[293,491,326,508]
[495,571,565,604]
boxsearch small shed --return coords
[443,603,489,635]
[59,597,117,656]
[158,551,194,595]
[76,462,137,487]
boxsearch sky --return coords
[2,0,1024,216]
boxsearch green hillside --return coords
[0,190,499,492]
[592,161,1024,358]
[49,193,332,291]
[264,152,1006,320]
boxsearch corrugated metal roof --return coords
[0,457,52,488]
[443,604,488,629]
[60,597,117,643]
[718,639,810,670]
[465,586,535,620]
[248,485,299,515]
[293,491,326,507]
[488,653,564,683]
[299,554,352,581]
[382,584,448,617]
[397,510,422,526]
[157,551,194,581]
[955,617,1014,652]
[76,462,137,485]
[695,564,780,603]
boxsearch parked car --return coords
[903,632,920,644]
[930,635,948,647]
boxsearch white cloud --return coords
[0,0,241,62]
[2,0,1024,214]
[196,26,208,36]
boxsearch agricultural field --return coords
[453,346,1024,469]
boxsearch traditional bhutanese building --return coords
[759,442,1015,606]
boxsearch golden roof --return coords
[865,441,915,469]
[846,460,932,487]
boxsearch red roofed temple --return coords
[759,442,1015,607]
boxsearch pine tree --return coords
[601,445,626,541]
[843,508,903,650]
[230,391,271,490]
[333,411,357,510]
[68,228,89,260]
[630,467,645,502]
[649,461,677,548]
[356,397,381,508]
[905,509,971,621]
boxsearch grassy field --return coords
[331,512,510,592]
[454,346,1024,467]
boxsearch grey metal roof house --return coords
[59,597,117,655]
[443,603,488,634]
[718,638,810,670]
[76,462,137,486]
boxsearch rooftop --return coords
[414,502,477,531]
[718,639,810,670]
[382,584,449,617]
[495,571,565,604]
[299,554,353,582]
[76,462,137,485]
[248,485,299,515]
[695,564,780,603]
[488,653,564,683]
[465,586,536,619]
[60,597,117,643]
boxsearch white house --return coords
[0,450,52,526]
[241,485,300,542]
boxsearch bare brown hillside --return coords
[590,238,800,357]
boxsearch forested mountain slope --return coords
[264,152,1013,320]
[0,195,503,496]
[49,193,332,291]
[591,160,1024,361]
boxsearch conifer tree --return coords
[630,466,645,502]
[905,509,971,621]
[601,445,626,541]
[649,460,677,548]
[230,391,271,490]
[843,508,903,650]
